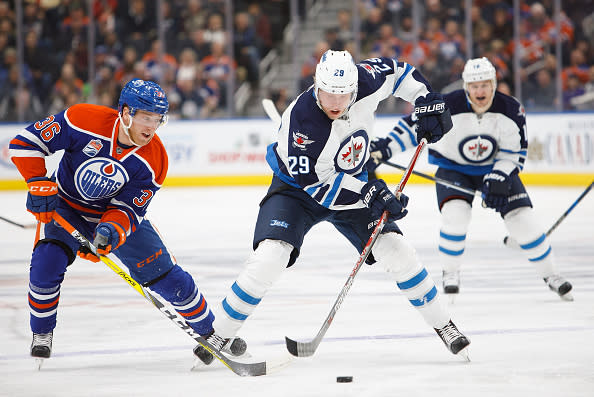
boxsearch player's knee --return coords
[243,239,293,290]
[149,265,195,302]
[441,199,472,232]
[373,233,419,277]
[30,241,71,287]
[504,206,542,244]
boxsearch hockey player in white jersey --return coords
[192,50,470,367]
[368,57,573,301]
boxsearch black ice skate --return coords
[544,275,573,301]
[192,332,248,369]
[31,331,53,370]
[442,270,460,294]
[435,320,470,361]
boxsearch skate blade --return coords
[34,358,45,370]
[446,293,458,304]
[190,358,208,371]
[560,292,574,302]
[457,347,471,362]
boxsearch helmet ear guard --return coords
[314,50,358,111]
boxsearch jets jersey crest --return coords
[267,56,431,210]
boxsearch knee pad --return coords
[440,199,471,234]
[149,265,195,303]
[30,242,71,288]
[240,239,293,294]
[373,233,420,280]
[504,207,554,274]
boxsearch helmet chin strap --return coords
[118,112,141,147]
[465,91,494,115]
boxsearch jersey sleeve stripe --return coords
[392,63,413,95]
[321,172,345,208]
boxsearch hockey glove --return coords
[361,179,409,222]
[77,245,101,263]
[481,170,511,212]
[367,137,393,173]
[93,222,126,255]
[414,93,453,144]
[26,177,58,223]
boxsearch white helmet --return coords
[462,57,497,91]
[314,50,358,109]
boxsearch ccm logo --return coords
[137,248,163,268]
[415,103,445,114]
[30,185,58,193]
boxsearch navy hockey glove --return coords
[414,93,453,144]
[26,177,58,223]
[481,170,511,211]
[367,137,393,173]
[93,222,126,255]
[361,179,409,222]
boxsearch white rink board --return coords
[1,112,593,180]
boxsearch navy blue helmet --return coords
[118,78,169,118]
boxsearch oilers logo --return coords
[335,130,368,173]
[459,135,497,163]
[74,158,128,200]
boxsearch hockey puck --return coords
[336,376,353,383]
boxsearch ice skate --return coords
[544,275,573,301]
[435,320,470,361]
[31,331,53,370]
[442,270,460,303]
[192,332,248,370]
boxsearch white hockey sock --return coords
[438,200,471,273]
[374,233,450,329]
[213,239,292,338]
[504,207,556,278]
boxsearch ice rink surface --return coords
[1,183,593,397]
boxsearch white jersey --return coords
[386,90,528,176]
[266,57,431,210]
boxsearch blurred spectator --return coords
[203,13,226,46]
[336,8,355,46]
[524,68,556,111]
[369,24,401,58]
[570,65,594,110]
[439,19,466,61]
[114,46,139,86]
[233,11,260,86]
[141,39,178,82]
[247,3,273,55]
[561,48,590,90]
[299,40,329,91]
[117,0,156,55]
[0,86,44,122]
[324,27,345,51]
[23,30,53,105]
[182,0,208,36]
[563,73,586,110]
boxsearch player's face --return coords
[466,80,494,109]
[120,108,163,146]
[318,89,353,120]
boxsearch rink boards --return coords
[0,112,592,189]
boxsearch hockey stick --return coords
[285,138,428,357]
[52,212,268,376]
[0,215,37,229]
[382,160,480,197]
[262,98,281,124]
[503,180,594,249]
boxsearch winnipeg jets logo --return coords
[362,64,377,79]
[335,130,368,173]
[459,135,497,163]
[82,139,103,157]
[292,131,314,150]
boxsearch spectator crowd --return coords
[1,0,593,122]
